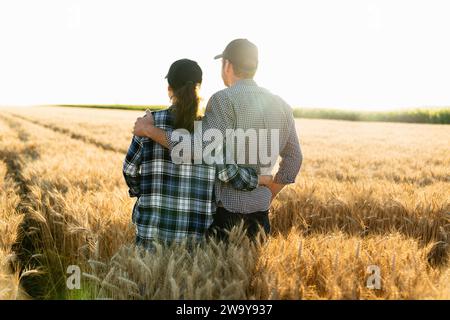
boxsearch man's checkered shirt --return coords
[167,79,303,214]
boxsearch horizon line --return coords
[1,104,449,113]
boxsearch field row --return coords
[4,108,449,240]
[0,113,134,298]
[6,107,450,186]
[0,107,449,299]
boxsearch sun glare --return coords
[0,0,449,110]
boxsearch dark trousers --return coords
[206,206,271,242]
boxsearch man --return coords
[134,39,302,241]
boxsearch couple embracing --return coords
[123,39,302,250]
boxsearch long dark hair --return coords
[166,59,202,133]
[171,81,200,133]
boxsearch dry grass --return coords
[254,231,449,299]
[0,106,448,300]
[7,106,139,152]
[0,120,26,299]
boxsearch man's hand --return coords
[259,175,286,201]
[265,181,286,201]
[133,110,154,137]
[258,175,273,186]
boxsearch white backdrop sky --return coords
[1,0,449,110]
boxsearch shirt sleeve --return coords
[123,135,143,197]
[273,109,302,184]
[216,164,258,191]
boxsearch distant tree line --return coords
[293,108,450,124]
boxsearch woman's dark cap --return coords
[165,59,202,90]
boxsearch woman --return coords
[123,59,262,249]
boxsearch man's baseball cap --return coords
[165,59,202,90]
[214,39,258,72]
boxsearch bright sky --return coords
[1,0,450,110]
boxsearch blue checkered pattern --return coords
[167,79,303,214]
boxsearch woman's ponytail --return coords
[172,81,200,133]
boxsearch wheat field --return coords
[0,106,449,300]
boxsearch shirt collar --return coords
[232,78,258,88]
